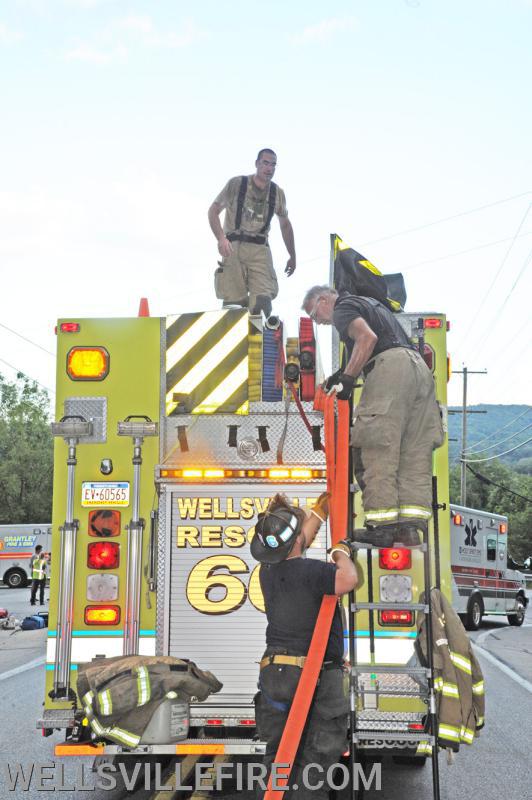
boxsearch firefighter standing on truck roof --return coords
[251,493,359,800]
[29,544,47,606]
[302,285,445,549]
[208,148,296,317]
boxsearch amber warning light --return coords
[67,346,109,380]
[85,606,120,625]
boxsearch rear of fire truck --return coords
[39,307,331,763]
[40,275,451,774]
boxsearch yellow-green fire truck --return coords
[39,241,451,771]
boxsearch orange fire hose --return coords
[263,390,350,800]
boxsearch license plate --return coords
[81,482,130,507]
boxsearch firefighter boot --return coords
[352,525,397,548]
[394,522,426,548]
[250,295,273,318]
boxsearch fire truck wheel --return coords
[464,596,483,631]
[4,569,28,589]
[507,597,526,627]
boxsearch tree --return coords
[449,461,532,562]
[0,373,53,523]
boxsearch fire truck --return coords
[39,240,451,778]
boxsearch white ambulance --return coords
[450,505,528,629]
[0,524,51,588]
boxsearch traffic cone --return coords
[138,298,150,317]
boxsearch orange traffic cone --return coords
[138,298,150,317]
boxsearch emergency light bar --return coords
[159,467,325,481]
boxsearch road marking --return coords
[0,655,45,682]
[475,623,532,649]
[473,643,532,694]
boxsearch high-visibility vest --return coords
[32,557,46,580]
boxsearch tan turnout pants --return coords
[351,347,444,528]
[214,241,279,311]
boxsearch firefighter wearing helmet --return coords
[251,493,361,799]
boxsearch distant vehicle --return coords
[450,505,529,629]
[0,524,51,588]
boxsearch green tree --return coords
[449,461,532,562]
[0,373,53,523]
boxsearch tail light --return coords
[59,322,80,333]
[206,719,223,726]
[85,605,121,625]
[239,719,255,726]
[379,548,412,570]
[423,318,443,328]
[379,610,413,626]
[67,346,109,380]
[453,513,463,526]
[89,509,121,537]
[87,541,119,569]
[408,722,425,731]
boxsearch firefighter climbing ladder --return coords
[348,502,442,799]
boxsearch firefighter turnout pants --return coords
[351,347,444,528]
[255,657,348,800]
[214,241,279,313]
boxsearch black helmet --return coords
[251,498,305,564]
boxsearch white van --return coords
[450,505,528,629]
[0,524,51,588]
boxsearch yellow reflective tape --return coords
[472,680,485,695]
[416,741,432,756]
[109,726,141,747]
[365,509,399,522]
[441,682,460,698]
[136,666,150,707]
[450,652,472,675]
[98,689,112,716]
[438,724,461,742]
[477,716,485,726]
[399,506,432,519]
[460,726,475,743]
[192,357,248,414]
[166,312,225,369]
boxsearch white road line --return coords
[473,643,532,694]
[475,623,532,649]
[0,656,45,682]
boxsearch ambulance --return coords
[39,237,451,774]
[450,505,528,629]
[0,524,51,588]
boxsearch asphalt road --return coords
[0,587,530,800]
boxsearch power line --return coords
[0,357,55,397]
[0,322,55,357]
[463,407,531,451]
[465,422,532,455]
[466,465,532,504]
[462,201,532,350]
[398,229,532,271]
[462,435,532,463]
[360,190,532,246]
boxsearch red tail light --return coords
[408,722,425,731]
[239,719,255,726]
[424,318,443,328]
[87,541,119,569]
[379,548,412,571]
[206,719,223,726]
[380,610,413,626]
[85,605,121,625]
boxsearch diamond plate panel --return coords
[156,484,169,656]
[63,396,107,443]
[162,402,326,467]
[355,671,424,695]
[356,710,424,731]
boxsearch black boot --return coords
[352,526,397,548]
[393,523,426,547]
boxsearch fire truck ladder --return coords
[347,512,442,799]
[50,415,93,701]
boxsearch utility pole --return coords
[451,366,487,505]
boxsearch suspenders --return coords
[234,176,277,236]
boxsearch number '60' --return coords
[185,555,264,615]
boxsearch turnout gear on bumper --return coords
[415,589,485,754]
[77,655,222,749]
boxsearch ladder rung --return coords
[356,689,428,696]
[351,665,431,675]
[353,732,435,744]
[351,602,429,612]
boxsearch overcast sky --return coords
[0,0,531,408]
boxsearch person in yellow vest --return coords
[30,545,47,606]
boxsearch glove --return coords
[324,371,355,400]
[327,538,357,560]
[311,492,330,522]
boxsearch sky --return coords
[0,0,531,409]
